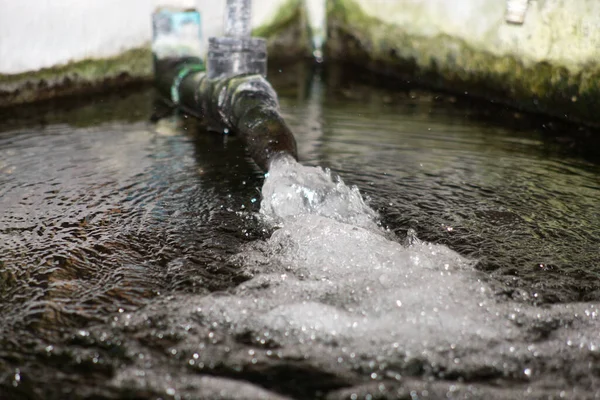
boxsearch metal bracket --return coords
[506,0,529,25]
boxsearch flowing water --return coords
[1,64,600,399]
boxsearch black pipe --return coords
[154,58,298,171]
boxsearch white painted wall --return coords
[0,0,290,75]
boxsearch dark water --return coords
[1,63,599,399]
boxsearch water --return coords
[260,156,378,230]
[1,64,600,399]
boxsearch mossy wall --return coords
[0,48,153,107]
[0,0,309,108]
[327,0,600,126]
[8,0,598,126]
[253,0,312,63]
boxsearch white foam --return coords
[228,214,517,348]
[186,157,600,384]
[260,156,379,231]
[209,158,521,352]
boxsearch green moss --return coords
[253,0,301,38]
[0,3,310,107]
[327,0,600,126]
[253,0,311,61]
[0,47,152,107]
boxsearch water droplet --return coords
[13,369,20,387]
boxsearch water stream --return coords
[1,64,600,399]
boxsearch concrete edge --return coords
[326,0,600,127]
[0,0,310,108]
[0,47,154,108]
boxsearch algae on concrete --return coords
[0,0,311,107]
[327,0,600,126]
[253,0,312,63]
[0,47,153,107]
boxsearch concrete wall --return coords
[0,0,308,106]
[3,0,599,127]
[327,0,600,126]
[0,0,300,74]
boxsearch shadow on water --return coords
[0,62,599,399]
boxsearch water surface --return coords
[1,64,600,399]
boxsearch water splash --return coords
[226,156,517,353]
[260,156,378,230]
[199,155,600,396]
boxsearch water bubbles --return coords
[137,144,600,397]
[260,157,378,230]
[12,369,20,387]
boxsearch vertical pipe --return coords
[506,0,529,24]
[224,0,252,38]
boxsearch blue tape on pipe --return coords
[171,64,205,105]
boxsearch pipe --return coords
[154,57,298,171]
[152,2,297,171]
